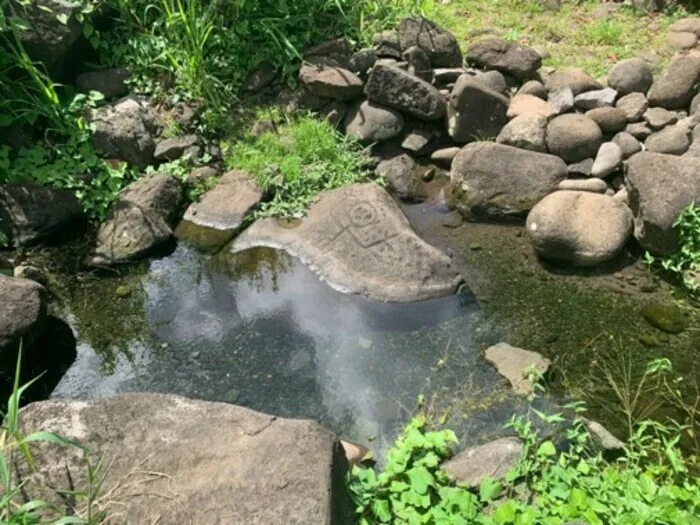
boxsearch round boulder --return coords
[607,58,654,96]
[545,68,602,96]
[343,100,404,144]
[546,114,603,162]
[526,191,633,266]
[645,126,690,155]
[496,113,548,152]
[586,107,627,133]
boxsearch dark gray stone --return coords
[447,75,509,143]
[376,154,427,202]
[612,132,642,159]
[76,68,130,98]
[607,58,654,96]
[0,275,47,356]
[343,100,404,144]
[299,63,364,101]
[154,135,199,162]
[647,57,700,109]
[518,80,548,99]
[626,122,653,140]
[398,17,463,68]
[466,39,542,80]
[244,62,277,92]
[546,114,603,163]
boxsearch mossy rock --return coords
[641,303,686,334]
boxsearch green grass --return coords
[223,113,372,218]
[432,0,689,78]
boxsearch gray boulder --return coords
[497,113,548,152]
[526,191,633,266]
[88,97,160,170]
[232,183,462,302]
[643,107,678,130]
[626,122,653,140]
[645,126,690,155]
[616,92,649,122]
[451,142,567,219]
[447,75,509,143]
[625,152,700,254]
[567,158,594,177]
[398,17,462,68]
[485,343,551,395]
[471,70,508,95]
[18,394,352,524]
[0,275,47,355]
[76,68,130,99]
[372,30,402,59]
[299,63,364,100]
[403,46,432,81]
[443,437,523,488]
[0,184,82,247]
[647,57,700,109]
[431,147,461,169]
[591,142,623,178]
[612,132,642,159]
[93,174,184,265]
[433,67,467,87]
[669,18,700,36]
[349,50,378,78]
[466,39,542,80]
[376,154,427,202]
[546,114,603,163]
[154,135,200,162]
[518,80,548,99]
[365,63,445,120]
[547,86,575,115]
[607,58,654,96]
[667,31,698,49]
[586,107,627,133]
[343,100,404,144]
[545,68,603,96]
[574,88,618,111]
[559,178,608,194]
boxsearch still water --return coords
[53,244,524,454]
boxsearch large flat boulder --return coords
[93,174,183,264]
[0,183,82,247]
[365,63,445,120]
[526,191,633,266]
[232,183,462,302]
[450,142,567,219]
[299,63,364,100]
[625,152,700,255]
[398,17,462,68]
[19,393,352,525]
[485,343,551,396]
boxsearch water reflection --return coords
[53,244,519,454]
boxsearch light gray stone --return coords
[558,178,608,193]
[507,94,555,119]
[667,31,698,49]
[518,80,548,99]
[232,184,462,302]
[546,114,603,163]
[299,63,364,101]
[431,147,461,168]
[401,129,432,153]
[574,88,618,110]
[376,154,427,202]
[443,438,523,488]
[645,126,690,155]
[547,86,574,115]
[592,142,623,178]
[582,418,624,453]
[612,132,642,159]
[643,107,678,130]
[343,100,404,144]
[485,343,551,395]
[497,113,548,152]
[616,92,649,122]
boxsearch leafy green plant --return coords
[646,202,700,293]
[225,114,372,218]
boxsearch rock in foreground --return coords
[19,394,352,525]
[232,184,462,302]
[442,437,523,488]
[526,191,633,266]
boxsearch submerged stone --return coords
[232,183,462,302]
[641,303,686,334]
[484,342,551,396]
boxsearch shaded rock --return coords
[447,75,508,143]
[318,100,348,128]
[647,56,700,109]
[0,184,82,248]
[433,67,466,87]
[279,86,330,113]
[13,265,49,288]
[667,31,697,49]
[567,158,594,177]
[582,418,624,453]
[451,142,567,219]
[76,68,130,99]
[233,184,462,302]
[526,191,633,266]
[304,37,351,63]
[244,61,277,92]
[299,63,364,101]
[466,39,542,80]
[586,107,627,133]
[669,18,700,36]
[17,0,81,77]
[376,155,427,202]
[626,122,653,140]
[93,175,184,265]
[507,94,555,119]
[471,70,508,95]
[641,303,685,334]
[365,63,445,120]
[607,58,654,96]
[349,49,377,78]
[574,88,618,111]
[518,80,548,99]
[401,129,432,154]
[612,132,642,159]
[403,46,433,81]
[613,187,629,205]
[372,31,402,59]
[559,178,608,193]
[431,147,461,168]
[644,107,678,130]
[545,68,603,96]
[645,126,690,155]
[154,135,199,162]
[485,343,551,395]
[546,114,603,163]
[343,100,404,144]
[591,142,623,178]
[398,17,462,68]
[625,152,700,254]
[497,113,548,152]
[547,86,574,115]
[0,275,47,355]
[616,92,649,122]
[442,438,523,488]
[341,440,370,466]
[18,394,352,524]
[88,97,160,170]
[181,170,261,236]
[186,166,219,186]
